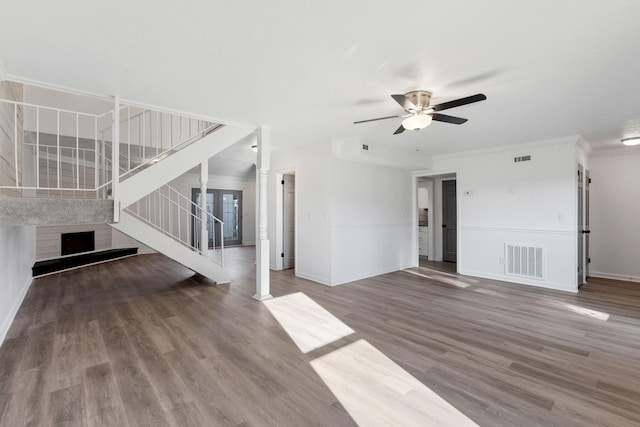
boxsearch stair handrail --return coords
[98,105,219,179]
[124,184,225,266]
[119,123,224,180]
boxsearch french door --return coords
[192,189,242,248]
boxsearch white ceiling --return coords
[2,1,640,156]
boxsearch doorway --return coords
[442,179,457,263]
[283,174,295,269]
[585,168,591,279]
[578,165,584,285]
[414,172,457,272]
[192,188,243,248]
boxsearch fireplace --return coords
[61,231,95,256]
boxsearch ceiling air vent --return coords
[514,155,532,163]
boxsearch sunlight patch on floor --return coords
[310,339,479,427]
[404,269,470,288]
[263,292,354,353]
[561,302,610,321]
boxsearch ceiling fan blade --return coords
[430,113,468,125]
[393,124,406,135]
[354,115,402,124]
[391,94,417,111]
[430,93,487,112]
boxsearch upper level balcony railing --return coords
[0,98,221,200]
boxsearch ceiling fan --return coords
[354,91,487,135]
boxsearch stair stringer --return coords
[110,211,230,284]
[119,126,254,208]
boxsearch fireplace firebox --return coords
[61,231,95,256]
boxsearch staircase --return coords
[0,97,254,284]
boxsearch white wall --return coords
[111,228,154,254]
[331,159,413,285]
[589,148,640,282]
[269,143,333,284]
[427,137,580,292]
[269,142,415,286]
[23,85,112,139]
[0,225,35,345]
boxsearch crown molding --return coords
[431,135,580,161]
[590,145,640,158]
[4,73,256,131]
[576,135,593,156]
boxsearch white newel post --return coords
[200,161,208,254]
[254,127,272,301]
[112,95,120,222]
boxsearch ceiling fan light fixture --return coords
[402,114,432,131]
[621,136,640,146]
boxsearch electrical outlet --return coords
[499,257,505,265]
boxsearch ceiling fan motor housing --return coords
[404,90,433,112]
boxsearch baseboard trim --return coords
[331,264,413,286]
[295,271,333,287]
[589,271,640,283]
[0,272,33,346]
[459,269,578,293]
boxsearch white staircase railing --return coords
[0,98,114,198]
[1,97,235,277]
[124,184,225,266]
[0,98,222,200]
[101,106,216,180]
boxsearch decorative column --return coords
[200,161,208,255]
[254,127,272,300]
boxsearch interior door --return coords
[578,165,585,285]
[283,174,295,269]
[585,169,591,279]
[442,180,457,263]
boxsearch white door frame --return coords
[274,168,297,271]
[412,169,459,272]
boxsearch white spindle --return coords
[113,98,121,222]
[57,110,60,189]
[127,106,131,172]
[14,104,18,187]
[36,107,40,188]
[142,110,146,161]
[76,113,80,189]
[94,116,98,198]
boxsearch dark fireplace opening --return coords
[61,231,95,256]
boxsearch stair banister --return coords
[113,95,120,222]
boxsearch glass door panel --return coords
[221,191,242,246]
[192,188,242,248]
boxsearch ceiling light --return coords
[251,144,258,152]
[621,136,640,146]
[402,114,432,131]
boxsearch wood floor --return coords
[1,248,640,426]
[419,256,457,274]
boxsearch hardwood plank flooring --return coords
[0,248,639,426]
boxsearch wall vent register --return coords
[514,155,532,163]
[505,243,544,279]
